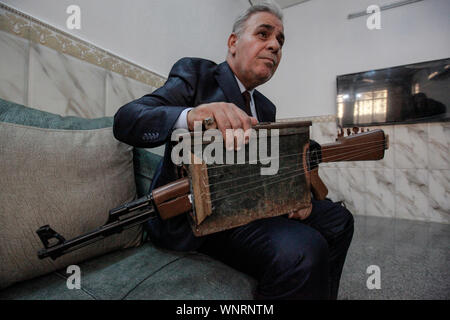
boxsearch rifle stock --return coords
[36,178,192,260]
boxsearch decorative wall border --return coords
[0,2,166,88]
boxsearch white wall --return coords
[3,0,449,119]
[1,0,249,76]
[261,0,450,118]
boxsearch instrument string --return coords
[201,145,387,202]
[206,145,387,203]
[204,138,386,171]
[203,144,386,191]
[207,160,304,185]
[205,138,386,170]
[205,143,385,184]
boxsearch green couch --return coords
[0,98,256,300]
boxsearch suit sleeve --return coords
[113,58,197,148]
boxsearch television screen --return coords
[336,58,450,127]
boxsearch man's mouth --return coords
[259,57,276,66]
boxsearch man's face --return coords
[228,12,284,89]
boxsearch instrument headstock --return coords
[320,126,389,163]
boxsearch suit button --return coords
[142,131,159,141]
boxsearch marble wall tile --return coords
[128,78,155,101]
[364,125,395,169]
[394,123,428,169]
[105,71,161,156]
[395,169,430,222]
[105,71,155,117]
[0,30,28,105]
[317,167,342,202]
[311,121,337,145]
[428,170,450,224]
[28,43,106,118]
[337,168,366,215]
[365,169,395,218]
[428,122,449,170]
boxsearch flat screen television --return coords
[336,58,450,127]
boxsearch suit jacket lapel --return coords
[253,90,274,122]
[253,91,264,122]
[214,62,247,112]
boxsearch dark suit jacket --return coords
[113,57,276,251]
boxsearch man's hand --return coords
[187,103,258,150]
[287,204,313,220]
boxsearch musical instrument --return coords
[36,122,389,259]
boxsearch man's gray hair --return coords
[232,1,284,36]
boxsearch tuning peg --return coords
[352,127,359,135]
[346,128,351,136]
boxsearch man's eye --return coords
[258,31,268,38]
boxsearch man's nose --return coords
[267,36,281,53]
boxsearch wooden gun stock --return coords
[321,129,388,162]
[309,128,389,201]
[153,177,191,220]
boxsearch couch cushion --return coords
[124,251,257,300]
[0,98,143,289]
[0,242,257,300]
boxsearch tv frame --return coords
[335,57,450,128]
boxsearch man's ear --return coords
[227,33,238,56]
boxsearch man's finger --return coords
[213,109,235,150]
[234,128,245,150]
[288,205,313,220]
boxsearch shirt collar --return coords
[234,75,255,96]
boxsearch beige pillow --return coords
[0,122,142,289]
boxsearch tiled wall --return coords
[0,3,166,156]
[0,3,165,119]
[1,4,448,224]
[281,116,449,224]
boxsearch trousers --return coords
[198,198,354,300]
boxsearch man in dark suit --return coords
[113,2,354,300]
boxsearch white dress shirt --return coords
[234,75,258,120]
[173,74,258,129]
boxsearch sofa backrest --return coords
[0,98,160,289]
